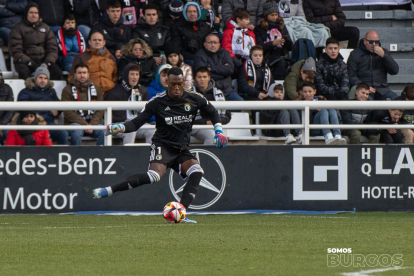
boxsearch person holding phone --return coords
[347,30,399,101]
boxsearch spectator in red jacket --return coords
[5,111,52,146]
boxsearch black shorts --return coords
[149,143,197,176]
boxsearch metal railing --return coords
[1,101,414,145]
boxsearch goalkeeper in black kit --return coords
[92,67,228,223]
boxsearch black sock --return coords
[180,172,203,208]
[111,173,151,193]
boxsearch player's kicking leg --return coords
[92,163,166,199]
[179,159,204,224]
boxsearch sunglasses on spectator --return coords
[365,39,380,45]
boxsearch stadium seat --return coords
[226,112,259,141]
[4,79,25,101]
[0,49,17,79]
[53,80,68,100]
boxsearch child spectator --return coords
[254,0,292,80]
[396,84,414,144]
[222,8,256,69]
[284,57,316,100]
[56,14,86,71]
[368,107,407,144]
[301,81,346,145]
[199,0,221,34]
[118,38,158,87]
[260,83,302,144]
[238,45,272,100]
[6,111,52,146]
[340,83,379,144]
[165,44,193,90]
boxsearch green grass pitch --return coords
[0,212,413,276]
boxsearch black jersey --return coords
[124,89,222,149]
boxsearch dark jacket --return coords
[17,77,60,124]
[302,0,346,30]
[9,2,58,64]
[118,54,158,87]
[259,97,283,137]
[254,20,292,56]
[132,18,171,57]
[193,79,231,125]
[170,2,212,61]
[347,39,399,95]
[340,100,370,125]
[0,0,27,29]
[0,82,14,125]
[315,52,349,100]
[91,11,132,56]
[237,60,273,100]
[365,109,408,135]
[194,47,234,97]
[33,0,71,26]
[104,64,149,123]
[71,0,106,28]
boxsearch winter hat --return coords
[183,2,201,21]
[169,0,184,17]
[34,64,50,80]
[19,111,37,121]
[164,43,181,58]
[302,57,316,72]
[262,0,280,18]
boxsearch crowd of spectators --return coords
[0,0,410,146]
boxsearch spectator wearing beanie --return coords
[9,2,62,80]
[0,0,27,45]
[6,111,53,146]
[17,64,69,145]
[254,0,292,80]
[170,2,212,64]
[165,44,193,90]
[118,38,158,87]
[163,0,183,29]
[132,4,171,66]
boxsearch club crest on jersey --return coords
[156,154,162,160]
[184,103,191,111]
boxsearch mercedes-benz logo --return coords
[169,149,226,210]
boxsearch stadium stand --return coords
[344,9,414,93]
[225,112,260,142]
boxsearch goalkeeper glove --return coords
[213,125,227,148]
[105,123,125,136]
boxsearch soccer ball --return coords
[163,202,186,223]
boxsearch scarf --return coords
[230,20,255,59]
[192,85,226,121]
[266,21,283,48]
[124,81,142,121]
[244,59,272,91]
[57,28,85,57]
[72,83,98,121]
[17,116,39,145]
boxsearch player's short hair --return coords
[167,67,184,77]
[143,4,159,14]
[250,45,263,55]
[234,8,250,20]
[128,64,141,73]
[403,84,414,100]
[88,30,105,41]
[74,63,89,72]
[107,0,122,9]
[325,37,339,47]
[355,83,370,92]
[301,81,315,91]
[195,67,211,77]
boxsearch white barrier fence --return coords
[1,101,414,145]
